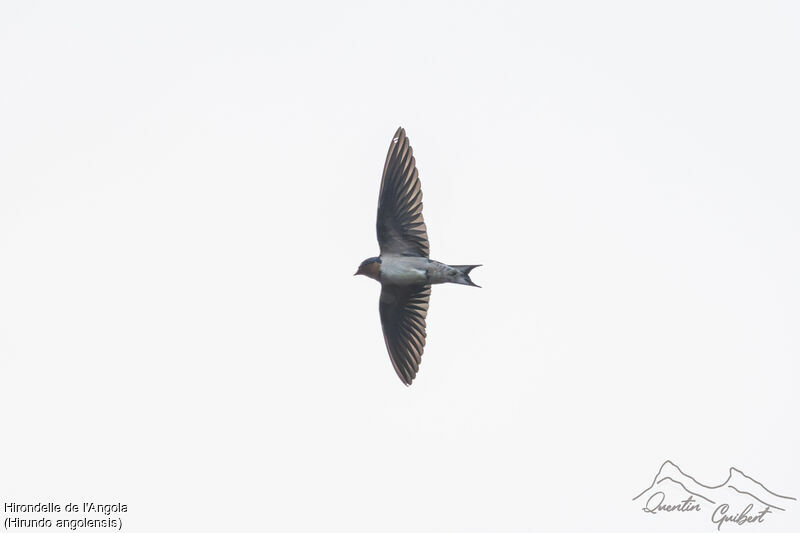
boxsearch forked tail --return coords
[451,264,482,288]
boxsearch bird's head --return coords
[354,256,382,281]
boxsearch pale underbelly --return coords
[380,257,429,285]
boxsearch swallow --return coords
[355,127,481,385]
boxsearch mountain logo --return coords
[633,460,796,530]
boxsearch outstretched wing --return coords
[379,284,431,385]
[376,127,430,258]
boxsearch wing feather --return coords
[379,284,431,385]
[376,128,430,258]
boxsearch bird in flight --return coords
[355,127,481,385]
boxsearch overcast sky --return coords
[1,1,799,532]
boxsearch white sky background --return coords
[1,1,799,532]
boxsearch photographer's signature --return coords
[633,460,795,530]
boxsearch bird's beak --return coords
[353,270,360,276]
